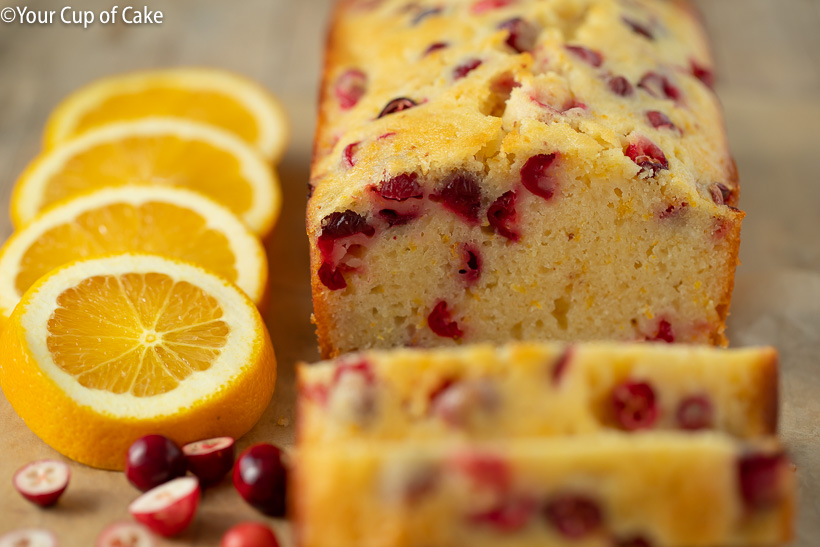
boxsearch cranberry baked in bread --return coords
[294,434,794,547]
[297,343,778,444]
[308,0,741,357]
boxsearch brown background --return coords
[0,0,818,545]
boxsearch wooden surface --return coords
[0,0,819,544]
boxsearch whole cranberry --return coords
[543,494,602,539]
[611,381,658,430]
[220,522,280,547]
[676,395,714,431]
[125,435,187,492]
[233,444,288,517]
[738,452,786,510]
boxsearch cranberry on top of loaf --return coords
[308,0,742,357]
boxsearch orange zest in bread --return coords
[308,0,741,357]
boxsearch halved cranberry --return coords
[677,395,714,430]
[709,182,734,206]
[625,137,668,176]
[374,173,422,201]
[318,262,346,290]
[543,495,602,539]
[317,210,375,259]
[646,111,677,131]
[471,0,514,14]
[454,59,482,80]
[220,522,280,547]
[332,359,376,386]
[468,496,538,532]
[738,452,786,509]
[638,72,681,101]
[428,301,464,339]
[622,17,654,40]
[499,18,539,53]
[565,45,603,67]
[612,381,658,430]
[335,69,367,110]
[648,319,675,342]
[429,172,482,223]
[691,59,715,89]
[551,347,573,385]
[342,141,360,168]
[412,6,442,25]
[424,42,449,55]
[487,191,520,241]
[658,202,688,220]
[378,97,417,118]
[608,75,634,97]
[233,444,288,517]
[520,153,559,200]
[457,245,482,284]
[378,209,419,227]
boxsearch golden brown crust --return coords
[756,347,780,435]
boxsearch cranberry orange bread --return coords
[308,0,742,357]
[298,343,778,443]
[293,434,794,547]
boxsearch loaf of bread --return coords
[308,0,742,357]
[293,434,794,547]
[297,343,778,443]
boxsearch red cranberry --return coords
[13,460,70,507]
[424,42,448,55]
[233,444,288,517]
[183,437,235,487]
[378,97,417,118]
[565,45,603,67]
[658,202,688,220]
[499,18,539,53]
[691,59,715,89]
[451,451,510,491]
[125,435,187,492]
[738,452,786,509]
[332,359,376,386]
[625,137,668,176]
[411,6,442,25]
[457,245,482,284]
[622,17,654,40]
[646,111,677,131]
[429,172,482,223]
[520,153,559,200]
[543,495,602,539]
[487,190,520,241]
[220,522,280,547]
[374,173,422,201]
[378,209,419,227]
[342,141,360,168]
[428,301,464,339]
[318,262,346,290]
[676,395,714,430]
[551,347,573,385]
[334,69,367,110]
[648,319,675,342]
[612,381,658,430]
[709,182,734,206]
[638,72,681,101]
[454,58,482,80]
[471,0,514,14]
[317,210,375,259]
[468,496,538,532]
[608,75,634,97]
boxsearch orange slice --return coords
[0,254,276,470]
[0,186,268,321]
[11,118,281,236]
[43,68,289,163]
